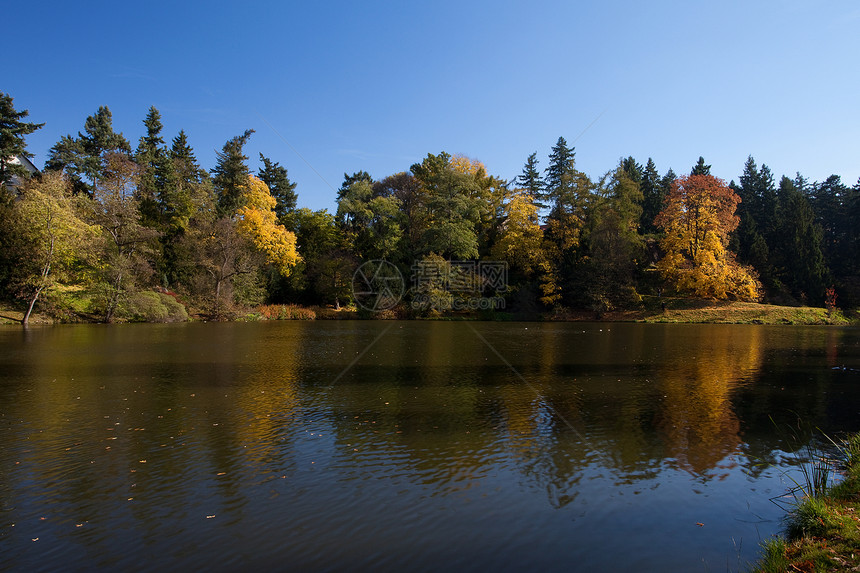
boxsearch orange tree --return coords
[655,173,760,300]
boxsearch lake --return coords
[1,321,859,571]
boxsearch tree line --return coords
[1,91,857,323]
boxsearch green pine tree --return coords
[517,152,545,204]
[212,129,254,217]
[0,91,44,192]
[134,106,169,227]
[46,106,130,195]
[544,136,575,207]
[639,158,663,234]
[258,154,297,219]
[772,176,828,302]
[691,156,711,176]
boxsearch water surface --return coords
[1,321,859,571]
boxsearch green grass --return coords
[751,432,860,572]
[640,300,850,325]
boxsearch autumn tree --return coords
[411,152,482,259]
[655,173,760,300]
[0,91,43,192]
[491,192,544,280]
[88,153,160,321]
[11,172,95,324]
[235,175,300,277]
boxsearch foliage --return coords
[212,129,254,217]
[87,153,160,322]
[45,106,130,195]
[124,290,188,322]
[656,173,761,301]
[235,175,300,277]
[11,172,96,324]
[517,152,544,206]
[0,91,43,190]
[258,154,297,219]
[258,304,316,320]
[491,192,544,278]
[4,90,860,320]
[411,152,483,259]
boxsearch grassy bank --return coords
[1,297,854,325]
[753,433,860,572]
[641,300,849,325]
[547,300,850,325]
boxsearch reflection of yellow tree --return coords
[233,325,303,468]
[656,326,763,475]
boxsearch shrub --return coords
[124,291,189,322]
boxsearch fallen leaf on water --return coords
[32,538,38,542]
[206,515,215,519]
[696,522,704,527]
[216,472,226,476]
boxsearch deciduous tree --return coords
[655,173,760,300]
[13,172,95,324]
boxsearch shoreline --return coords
[1,300,853,326]
[752,433,860,572]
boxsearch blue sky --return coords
[7,1,859,210]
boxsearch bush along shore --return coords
[0,296,853,325]
[753,433,860,572]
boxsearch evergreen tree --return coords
[620,156,642,184]
[258,154,297,219]
[732,157,778,291]
[661,168,677,197]
[691,156,711,176]
[0,91,44,191]
[46,106,130,195]
[134,106,169,227]
[772,176,828,302]
[581,166,644,310]
[517,152,544,203]
[160,130,211,286]
[212,129,254,217]
[810,175,850,280]
[639,158,663,234]
[544,136,575,206]
[336,171,373,226]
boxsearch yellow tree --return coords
[14,172,96,324]
[491,193,544,277]
[655,174,760,300]
[235,175,300,276]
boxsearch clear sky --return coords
[6,0,859,210]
